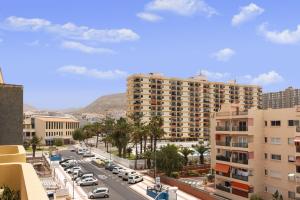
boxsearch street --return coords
[59,150,148,200]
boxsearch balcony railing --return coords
[232,142,248,148]
[232,126,248,131]
[232,158,248,165]
[216,111,248,117]
[216,155,230,162]
[232,173,248,181]
[216,141,231,147]
[216,184,231,193]
[216,126,230,131]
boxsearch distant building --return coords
[263,87,300,109]
[211,104,300,200]
[127,73,262,141]
[23,114,79,145]
[0,68,23,145]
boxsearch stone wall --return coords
[0,84,23,144]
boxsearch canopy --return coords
[231,181,250,191]
[215,163,230,173]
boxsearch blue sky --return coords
[0,0,299,109]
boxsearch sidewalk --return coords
[90,146,201,200]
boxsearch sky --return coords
[0,0,300,109]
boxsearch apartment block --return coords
[23,115,80,145]
[127,73,262,141]
[263,87,300,109]
[0,68,23,145]
[211,104,300,200]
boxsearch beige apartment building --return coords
[127,73,262,141]
[211,104,300,200]
[23,115,79,145]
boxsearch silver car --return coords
[77,177,98,186]
[88,187,109,199]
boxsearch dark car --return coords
[105,163,116,171]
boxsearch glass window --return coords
[271,121,281,126]
[264,153,268,159]
[288,138,294,145]
[271,154,281,160]
[264,137,268,143]
[270,137,281,144]
[288,155,295,162]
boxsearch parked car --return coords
[128,175,143,184]
[61,160,77,168]
[59,158,71,165]
[75,173,94,182]
[88,187,109,199]
[66,166,81,174]
[118,168,126,177]
[63,162,77,170]
[112,167,123,174]
[122,171,137,181]
[77,177,98,186]
[83,152,95,157]
[105,163,116,171]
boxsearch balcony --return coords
[232,143,248,148]
[297,127,300,132]
[0,145,26,163]
[216,184,231,193]
[232,173,248,181]
[216,126,230,131]
[232,158,248,165]
[216,155,230,162]
[216,141,231,147]
[232,126,248,132]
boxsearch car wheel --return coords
[104,194,109,198]
[94,182,97,186]
[90,195,94,199]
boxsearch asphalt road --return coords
[59,150,147,200]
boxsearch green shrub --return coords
[54,138,63,146]
[1,185,20,200]
[187,170,199,177]
[170,172,179,179]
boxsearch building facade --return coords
[0,68,23,145]
[211,104,300,200]
[127,73,262,141]
[263,87,300,109]
[23,115,80,145]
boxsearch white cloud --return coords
[57,65,127,79]
[199,69,230,80]
[137,12,163,22]
[146,0,217,17]
[3,16,140,43]
[211,48,235,62]
[249,71,283,85]
[232,3,264,26]
[61,41,116,54]
[259,23,300,44]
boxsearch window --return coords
[288,155,295,162]
[265,121,267,126]
[271,154,281,161]
[288,138,294,145]
[288,120,299,126]
[271,121,281,126]
[264,153,268,159]
[288,191,296,199]
[269,170,281,178]
[270,137,281,144]
[264,169,268,175]
[264,137,268,143]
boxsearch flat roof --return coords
[35,116,79,122]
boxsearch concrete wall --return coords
[0,84,23,145]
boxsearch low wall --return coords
[160,176,216,200]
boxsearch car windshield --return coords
[128,177,133,179]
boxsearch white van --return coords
[122,171,137,181]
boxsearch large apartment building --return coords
[0,68,23,145]
[263,87,300,109]
[127,73,262,141]
[23,115,80,145]
[211,104,300,200]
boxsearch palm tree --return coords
[102,117,115,152]
[180,147,194,166]
[110,118,131,157]
[143,150,153,169]
[195,145,209,164]
[92,122,104,148]
[149,116,165,153]
[272,190,283,200]
[31,135,41,158]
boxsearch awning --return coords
[294,137,300,142]
[215,163,230,173]
[231,181,250,191]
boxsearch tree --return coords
[110,118,131,157]
[54,138,63,146]
[194,145,209,164]
[126,147,133,158]
[102,117,115,152]
[250,194,263,200]
[156,144,183,177]
[143,150,153,169]
[272,190,283,200]
[30,135,41,158]
[72,128,85,142]
[180,147,194,166]
[93,122,104,148]
[149,116,165,153]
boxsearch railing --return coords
[232,174,248,181]
[232,158,248,165]
[216,126,230,131]
[216,111,248,117]
[216,155,230,162]
[216,141,231,147]
[232,126,248,131]
[216,184,231,193]
[232,143,248,148]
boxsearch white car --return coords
[118,169,126,177]
[88,187,109,199]
[76,173,94,182]
[122,171,137,181]
[66,166,81,174]
[128,175,143,184]
[112,167,123,174]
[77,177,98,186]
